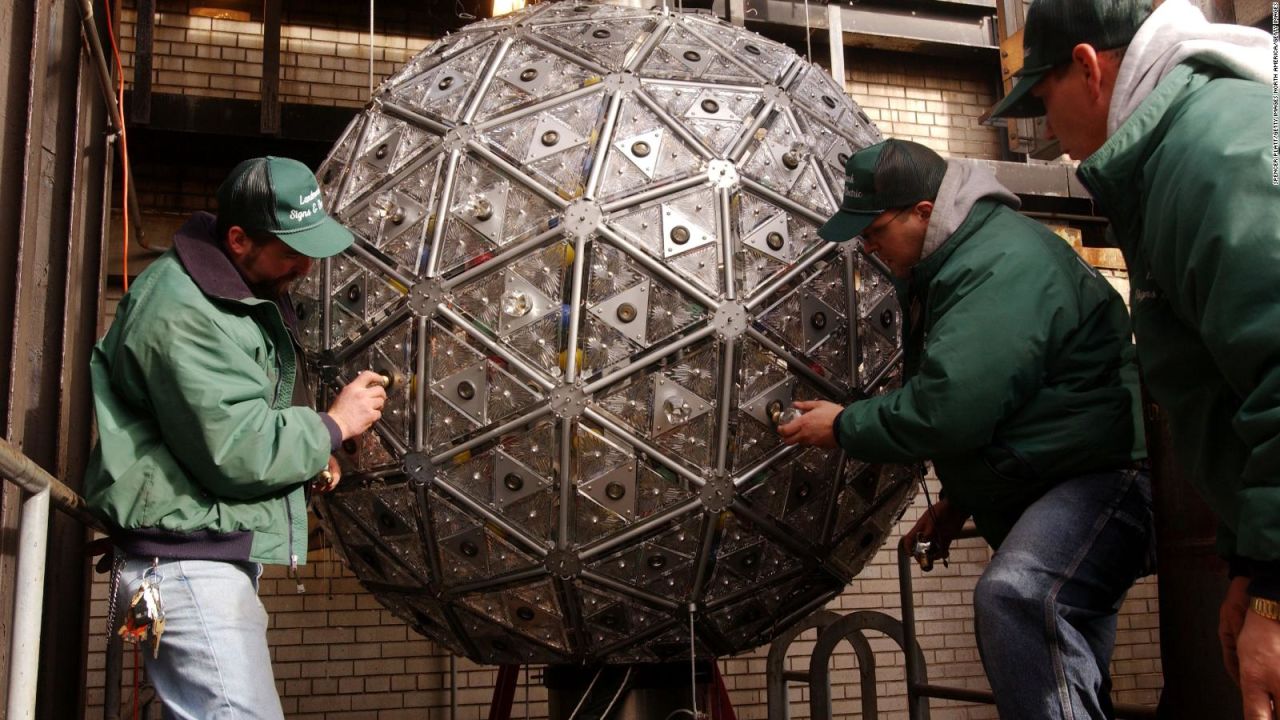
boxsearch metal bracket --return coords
[408,278,449,318]
[549,383,591,420]
[545,548,582,579]
[705,158,739,190]
[404,452,433,484]
[561,198,602,240]
[651,376,713,435]
[588,280,651,345]
[709,300,750,340]
[700,472,734,513]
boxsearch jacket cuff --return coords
[831,406,847,450]
[318,413,343,453]
[1247,560,1280,602]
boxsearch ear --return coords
[1071,43,1106,101]
[914,200,934,222]
[224,226,254,262]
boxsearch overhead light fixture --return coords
[491,0,526,17]
[190,0,253,21]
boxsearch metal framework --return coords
[299,0,919,664]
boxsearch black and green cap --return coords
[818,139,946,243]
[217,156,353,258]
[989,0,1152,119]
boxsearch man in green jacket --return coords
[780,139,1151,719]
[85,156,387,719]
[988,0,1280,714]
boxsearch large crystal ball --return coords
[297,1,917,664]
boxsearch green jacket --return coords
[84,212,336,566]
[1077,63,1280,567]
[837,201,1145,547]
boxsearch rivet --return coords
[670,226,690,244]
[616,303,637,323]
[457,380,476,400]
[700,98,719,114]
[683,50,701,62]
[541,130,560,147]
[631,140,651,157]
[520,67,538,82]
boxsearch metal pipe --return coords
[744,240,838,310]
[466,140,570,210]
[713,336,735,473]
[6,488,49,720]
[585,90,623,199]
[718,189,735,300]
[594,225,720,309]
[583,325,716,395]
[435,305,558,391]
[557,416,573,548]
[461,36,514,124]
[600,175,705,214]
[745,327,844,398]
[427,405,555,465]
[563,232,588,385]
[0,435,105,532]
[425,149,463,279]
[634,89,717,160]
[740,177,830,226]
[580,409,706,488]
[73,0,146,247]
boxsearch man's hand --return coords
[312,455,342,494]
[328,370,388,440]
[1238,608,1280,719]
[1222,576,1251,684]
[899,498,968,570]
[777,400,844,449]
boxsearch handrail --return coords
[0,435,106,533]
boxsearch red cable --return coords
[101,0,131,291]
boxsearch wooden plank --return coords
[260,0,282,135]
[130,0,154,124]
[1079,246,1127,271]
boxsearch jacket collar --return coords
[172,212,256,303]
[1077,63,1202,222]
[908,200,1002,294]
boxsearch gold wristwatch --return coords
[1250,596,1280,621]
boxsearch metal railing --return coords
[764,527,1160,719]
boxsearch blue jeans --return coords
[116,556,284,720]
[974,469,1153,720]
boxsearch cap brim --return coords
[819,209,879,243]
[989,71,1048,119]
[276,215,355,258]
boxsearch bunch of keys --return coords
[118,561,166,658]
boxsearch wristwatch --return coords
[1249,596,1280,621]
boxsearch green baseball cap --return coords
[217,156,354,258]
[989,0,1152,119]
[818,139,947,242]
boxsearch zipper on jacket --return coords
[285,496,304,593]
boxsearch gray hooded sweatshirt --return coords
[919,159,1021,263]
[1108,0,1272,135]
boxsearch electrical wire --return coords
[101,0,132,291]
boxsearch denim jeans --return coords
[973,469,1153,720]
[116,556,284,720]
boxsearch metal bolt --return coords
[782,151,800,170]
[474,198,493,222]
[822,95,837,109]
[744,44,761,55]
[646,554,667,570]
[811,311,827,330]
[631,140,651,158]
[389,206,406,225]
[520,67,538,82]
[460,540,479,557]
[541,130,560,147]
[592,28,611,38]
[700,98,719,114]
[880,309,894,329]
[515,606,535,621]
[346,284,362,303]
[683,50,701,62]
[766,231,785,250]
[375,143,389,160]
[670,225,690,245]
[438,75,454,91]
[616,302,637,323]
[457,380,476,400]
[504,473,524,491]
[605,482,626,500]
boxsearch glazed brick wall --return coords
[86,10,1160,719]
